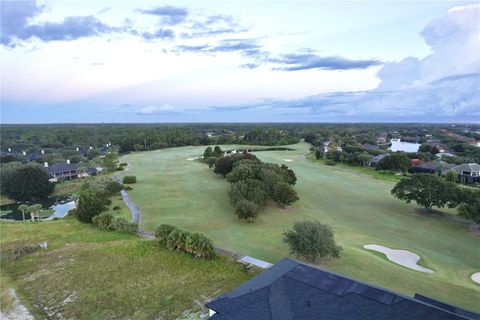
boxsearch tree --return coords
[76,188,110,223]
[18,204,29,222]
[283,220,342,263]
[28,204,42,222]
[233,199,259,222]
[213,156,233,177]
[213,146,223,156]
[377,153,411,172]
[102,152,118,172]
[391,174,458,213]
[314,149,323,160]
[457,189,480,223]
[3,164,54,201]
[444,170,459,183]
[272,182,299,208]
[203,146,213,159]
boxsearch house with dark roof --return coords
[411,160,455,176]
[45,161,79,181]
[452,163,480,184]
[25,150,45,162]
[206,258,479,320]
[368,154,386,167]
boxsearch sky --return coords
[0,0,479,123]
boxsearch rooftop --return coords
[207,258,479,320]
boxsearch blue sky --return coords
[1,0,479,123]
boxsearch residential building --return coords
[368,154,386,167]
[411,161,455,176]
[206,258,479,320]
[451,163,480,184]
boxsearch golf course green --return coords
[120,142,480,311]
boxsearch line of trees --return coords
[203,147,299,222]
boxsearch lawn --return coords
[0,218,254,319]
[120,142,480,311]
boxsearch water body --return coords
[0,197,76,221]
[389,138,420,152]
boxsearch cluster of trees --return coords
[391,173,480,222]
[376,153,411,172]
[283,220,342,263]
[17,203,44,222]
[203,147,299,222]
[155,224,216,259]
[1,163,54,200]
[75,178,123,223]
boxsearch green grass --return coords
[120,142,480,311]
[0,218,254,319]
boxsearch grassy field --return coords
[0,218,254,319]
[120,142,480,311]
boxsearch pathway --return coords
[113,167,140,224]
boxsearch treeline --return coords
[203,146,299,222]
[1,124,301,155]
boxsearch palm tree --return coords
[28,204,42,222]
[18,204,29,222]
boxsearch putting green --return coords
[121,142,480,311]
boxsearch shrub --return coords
[106,180,123,195]
[272,182,299,208]
[67,208,77,216]
[115,167,124,171]
[92,212,115,230]
[112,217,138,234]
[119,163,128,167]
[155,224,216,259]
[113,205,121,211]
[325,159,336,166]
[76,188,110,223]
[283,220,342,263]
[155,224,178,245]
[122,176,137,184]
[124,185,133,191]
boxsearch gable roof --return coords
[47,162,79,175]
[206,258,479,320]
[416,161,455,171]
[452,163,480,173]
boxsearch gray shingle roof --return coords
[207,258,479,320]
[47,162,79,175]
[452,163,480,173]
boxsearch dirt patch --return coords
[0,288,34,320]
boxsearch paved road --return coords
[113,168,140,224]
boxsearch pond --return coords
[389,138,420,153]
[0,196,76,221]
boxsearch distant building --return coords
[206,258,478,320]
[362,143,379,151]
[411,160,454,176]
[25,150,45,162]
[45,160,97,182]
[368,154,386,167]
[451,163,480,184]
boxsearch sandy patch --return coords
[364,244,434,273]
[0,288,34,320]
[186,157,198,161]
[283,159,293,162]
[471,272,480,284]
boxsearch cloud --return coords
[1,0,123,47]
[181,14,248,39]
[137,6,188,25]
[208,39,261,52]
[142,28,175,40]
[378,4,480,90]
[272,53,382,71]
[138,104,182,114]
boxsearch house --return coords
[410,159,422,167]
[206,258,479,320]
[451,163,480,184]
[25,150,45,162]
[361,143,379,151]
[411,160,455,176]
[45,161,79,182]
[368,154,386,166]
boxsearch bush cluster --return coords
[122,176,137,184]
[155,224,215,259]
[92,212,138,234]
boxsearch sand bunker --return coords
[186,157,198,161]
[363,244,434,273]
[471,272,480,284]
[283,159,293,162]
